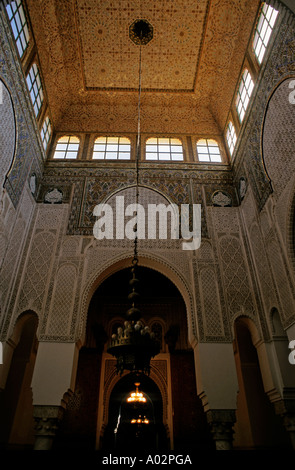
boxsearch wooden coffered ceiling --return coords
[26,0,261,135]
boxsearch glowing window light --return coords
[253,3,279,65]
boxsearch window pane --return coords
[59,136,70,143]
[199,154,210,162]
[158,145,170,152]
[106,144,118,152]
[94,144,106,151]
[69,136,80,143]
[56,143,67,151]
[159,153,170,160]
[146,152,158,160]
[170,138,182,145]
[106,152,117,159]
[158,138,170,145]
[118,152,130,159]
[93,152,105,159]
[208,146,220,155]
[95,137,107,144]
[66,152,78,159]
[146,145,157,152]
[68,143,79,151]
[119,144,131,152]
[211,155,222,162]
[171,154,183,161]
[6,5,13,19]
[146,137,158,145]
[119,137,130,144]
[107,136,119,144]
[54,151,65,159]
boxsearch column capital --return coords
[273,399,295,449]
[206,409,236,450]
[33,405,65,450]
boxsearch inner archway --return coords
[103,372,166,451]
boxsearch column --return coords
[33,405,65,450]
[31,341,79,450]
[194,342,239,450]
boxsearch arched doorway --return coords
[102,372,167,451]
[54,265,211,450]
[0,312,38,449]
[233,317,290,449]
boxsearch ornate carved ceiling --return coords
[26,0,260,135]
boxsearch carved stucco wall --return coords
[0,4,45,337]
[1,3,295,349]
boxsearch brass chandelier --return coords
[107,19,160,376]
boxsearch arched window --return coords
[145,137,183,161]
[196,139,222,163]
[6,0,30,58]
[40,116,52,150]
[26,63,44,117]
[226,121,237,156]
[53,136,80,159]
[236,69,254,122]
[253,3,279,65]
[92,136,131,160]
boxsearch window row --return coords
[6,1,279,162]
[225,3,278,156]
[52,136,224,163]
[6,1,51,151]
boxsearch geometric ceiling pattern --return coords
[75,0,208,91]
[26,0,260,134]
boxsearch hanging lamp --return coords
[107,19,159,376]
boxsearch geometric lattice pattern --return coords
[200,267,224,336]
[0,218,25,315]
[0,80,16,190]
[18,231,55,312]
[267,238,294,321]
[249,224,275,313]
[219,236,255,318]
[263,78,295,198]
[47,264,77,337]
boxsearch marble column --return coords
[33,405,65,450]
[206,410,236,450]
[274,400,295,449]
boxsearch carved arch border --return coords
[101,358,170,430]
[285,175,295,284]
[231,312,262,347]
[0,76,17,189]
[77,250,197,347]
[260,75,295,190]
